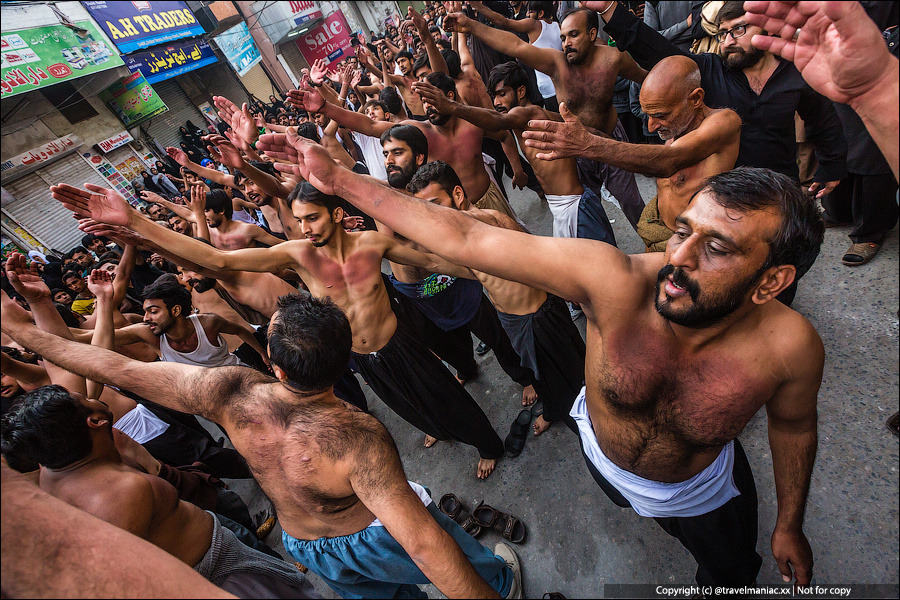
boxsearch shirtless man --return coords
[289,74,520,222]
[443,7,648,228]
[1,292,520,599]
[414,62,615,244]
[52,176,505,479]
[0,384,315,597]
[357,44,426,116]
[280,137,826,588]
[522,55,741,251]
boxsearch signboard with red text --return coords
[295,11,352,67]
[0,134,82,182]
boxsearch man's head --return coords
[181,169,207,190]
[148,253,168,270]
[381,125,429,189]
[287,182,344,247]
[278,114,290,126]
[560,8,600,65]
[178,244,217,292]
[1,372,23,402]
[364,100,390,122]
[204,189,233,228]
[62,270,86,294]
[141,273,192,336]
[526,0,554,20]
[0,384,113,470]
[313,111,331,129]
[407,161,466,210]
[244,162,277,207]
[396,50,414,76]
[717,1,766,71]
[487,62,530,113]
[639,56,705,141]
[379,87,404,117]
[68,246,92,268]
[148,203,168,221]
[655,167,824,328]
[267,294,352,393]
[81,234,107,255]
[168,214,192,235]
[95,259,118,277]
[51,288,74,305]
[422,72,457,126]
[413,54,432,81]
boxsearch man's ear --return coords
[171,305,182,318]
[87,413,110,429]
[271,363,287,383]
[452,185,466,209]
[516,85,527,102]
[416,153,426,168]
[751,265,796,304]
[689,87,705,108]
[333,206,345,223]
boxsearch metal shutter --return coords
[278,41,310,85]
[240,62,276,103]
[192,62,250,108]
[3,156,109,253]
[143,79,206,151]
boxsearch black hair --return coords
[379,86,404,115]
[380,124,429,159]
[703,167,824,279]
[407,160,464,198]
[561,7,600,34]
[396,50,414,62]
[363,99,389,114]
[62,269,82,283]
[94,258,119,272]
[205,189,233,220]
[68,246,89,258]
[436,38,451,50]
[716,1,747,25]
[81,234,106,248]
[1,385,94,470]
[55,303,82,328]
[413,53,431,75]
[487,61,529,98]
[50,287,73,300]
[267,294,352,392]
[429,25,440,33]
[425,71,457,98]
[527,0,555,20]
[287,181,344,215]
[296,122,321,143]
[249,160,278,177]
[141,273,192,315]
[440,49,462,78]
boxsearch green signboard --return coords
[1,21,124,98]
[99,71,168,129]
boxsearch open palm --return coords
[51,183,132,226]
[5,252,51,302]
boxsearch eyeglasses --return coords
[716,24,748,43]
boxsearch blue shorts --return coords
[282,501,511,599]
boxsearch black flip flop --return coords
[530,400,544,417]
[505,410,532,457]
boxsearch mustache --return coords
[657,264,700,300]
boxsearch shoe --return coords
[504,410,532,457]
[475,342,490,355]
[888,412,899,438]
[495,542,523,599]
[841,242,881,266]
[567,302,583,320]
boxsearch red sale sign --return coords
[295,10,353,67]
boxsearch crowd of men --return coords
[1,1,898,598]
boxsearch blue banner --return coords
[124,38,217,84]
[81,1,205,54]
[215,22,262,77]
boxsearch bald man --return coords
[523,56,741,251]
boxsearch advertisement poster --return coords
[1,22,123,97]
[81,149,137,205]
[100,71,168,129]
[125,37,217,84]
[215,22,261,77]
[295,11,353,68]
[113,156,145,182]
[81,0,205,54]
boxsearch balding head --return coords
[639,56,705,141]
[642,56,702,104]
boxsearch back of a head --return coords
[142,273,192,315]
[440,49,462,78]
[425,71,457,97]
[295,122,321,143]
[407,160,463,198]
[268,294,352,392]
[205,189,233,220]
[379,87,404,116]
[487,61,528,98]
[704,167,824,279]
[287,181,343,215]
[380,124,429,160]
[528,0,555,20]
[1,385,93,471]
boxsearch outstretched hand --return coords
[0,288,33,335]
[411,81,455,114]
[5,252,50,303]
[441,12,472,33]
[204,134,245,169]
[310,58,331,85]
[521,103,594,161]
[231,102,260,145]
[78,219,149,250]
[214,95,241,128]
[286,83,325,113]
[51,183,133,227]
[188,184,207,214]
[165,146,189,166]
[86,269,115,304]
[744,1,895,105]
[285,130,342,195]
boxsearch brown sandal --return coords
[472,502,526,544]
[439,493,483,538]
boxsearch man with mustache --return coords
[280,134,826,590]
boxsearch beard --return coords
[723,45,765,71]
[387,165,415,189]
[426,109,451,126]
[188,277,217,293]
[654,264,761,329]
[564,48,586,65]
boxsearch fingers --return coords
[523,119,557,133]
[750,33,794,60]
[535,151,560,161]
[775,555,794,582]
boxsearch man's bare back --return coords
[211,221,268,250]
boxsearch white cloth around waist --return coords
[113,403,169,444]
[570,387,739,518]
[369,481,432,528]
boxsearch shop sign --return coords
[81,149,137,204]
[295,11,353,67]
[0,134,82,182]
[215,22,261,77]
[97,131,135,153]
[0,22,123,97]
[99,71,168,128]
[81,0,205,54]
[124,37,217,83]
[289,1,323,26]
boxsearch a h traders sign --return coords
[1,22,123,97]
[81,1,205,54]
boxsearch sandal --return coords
[472,502,526,544]
[439,493,483,538]
[505,409,532,457]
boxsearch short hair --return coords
[561,7,600,34]
[51,287,73,300]
[287,181,343,214]
[380,124,429,159]
[412,53,431,75]
[528,1,555,19]
[68,246,89,258]
[716,1,746,25]
[1,385,94,470]
[407,160,464,198]
[267,294,352,392]
[141,273,192,315]
[248,160,278,177]
[396,50,414,62]
[296,122,321,143]
[379,87,404,115]
[425,71,457,98]
[81,234,105,248]
[62,269,82,283]
[363,99,388,114]
[703,167,824,279]
[440,49,461,78]
[95,258,119,272]
[205,189,233,220]
[487,61,529,98]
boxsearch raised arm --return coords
[166,147,233,188]
[288,84,394,138]
[413,81,533,131]
[188,184,211,242]
[85,269,117,399]
[141,192,194,222]
[468,0,538,36]
[404,6,450,75]
[379,234,475,280]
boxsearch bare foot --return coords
[522,385,537,406]
[477,458,496,479]
[455,374,467,385]
[533,415,551,436]
[424,435,438,448]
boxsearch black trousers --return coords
[566,415,763,587]
[351,321,504,460]
[822,173,899,244]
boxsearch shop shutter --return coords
[3,155,109,253]
[278,42,310,86]
[143,79,206,151]
[240,62,276,103]
[192,62,250,108]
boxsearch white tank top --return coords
[159,314,243,368]
[533,20,561,99]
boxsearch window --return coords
[39,82,98,124]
